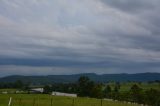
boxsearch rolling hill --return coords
[0,73,160,84]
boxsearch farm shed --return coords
[29,88,44,93]
[52,91,77,97]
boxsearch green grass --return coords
[0,89,18,94]
[108,82,160,92]
[1,82,158,106]
[0,94,140,106]
[0,89,17,92]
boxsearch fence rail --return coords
[0,96,141,106]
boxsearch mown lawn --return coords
[0,94,140,106]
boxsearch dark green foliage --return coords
[114,85,119,93]
[90,83,103,98]
[0,80,29,90]
[145,89,160,106]
[104,85,112,98]
[130,84,144,103]
[101,83,160,106]
[77,76,103,98]
[77,76,91,97]
[14,80,24,89]
[51,83,78,93]
[116,82,121,89]
[43,85,52,94]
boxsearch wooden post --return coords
[100,99,103,106]
[19,98,22,106]
[72,98,75,106]
[33,98,36,106]
[8,97,12,106]
[37,98,39,106]
[51,98,53,106]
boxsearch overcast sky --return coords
[0,0,160,77]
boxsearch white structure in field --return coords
[52,92,77,97]
[30,88,44,93]
[2,91,8,94]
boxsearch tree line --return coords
[43,76,160,106]
[0,76,160,106]
[0,80,29,90]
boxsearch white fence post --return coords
[8,97,12,106]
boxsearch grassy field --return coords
[108,82,160,92]
[0,82,158,106]
[0,94,140,106]
[0,89,17,93]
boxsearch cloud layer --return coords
[0,0,160,77]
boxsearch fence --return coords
[6,97,105,106]
[0,96,141,106]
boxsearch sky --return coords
[0,0,160,77]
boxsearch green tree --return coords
[111,85,120,100]
[104,85,112,98]
[130,84,143,103]
[145,89,160,106]
[14,80,24,89]
[44,85,52,94]
[114,85,119,93]
[78,76,91,97]
[90,84,103,98]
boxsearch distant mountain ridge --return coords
[0,73,160,84]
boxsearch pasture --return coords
[0,82,159,106]
[0,94,140,106]
[108,82,160,92]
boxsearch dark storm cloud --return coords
[100,0,156,13]
[0,0,160,76]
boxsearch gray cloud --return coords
[0,0,160,76]
[100,0,157,13]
